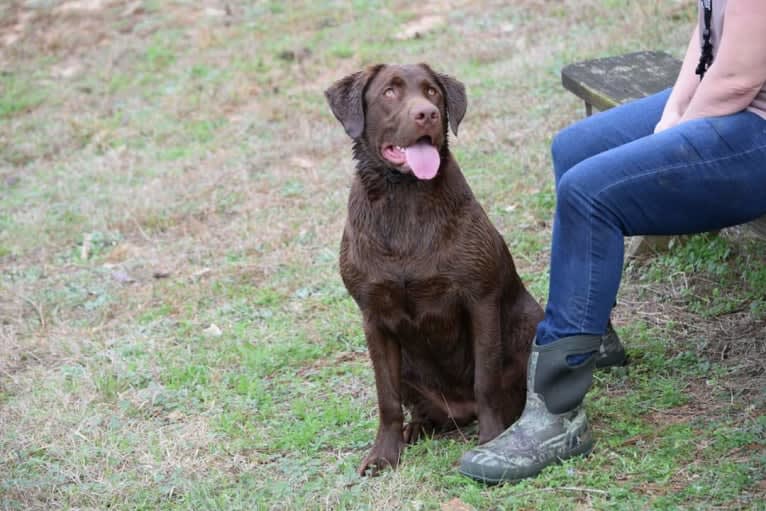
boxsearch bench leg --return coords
[625,235,676,259]
[584,101,593,117]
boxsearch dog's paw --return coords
[357,436,405,476]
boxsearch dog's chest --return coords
[353,266,464,334]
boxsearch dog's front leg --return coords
[358,318,405,476]
[470,297,506,444]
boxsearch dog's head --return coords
[325,64,466,180]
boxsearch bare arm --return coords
[681,0,766,122]
[655,23,702,132]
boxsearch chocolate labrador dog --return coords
[325,64,543,475]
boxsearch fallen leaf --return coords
[290,156,315,170]
[51,59,83,79]
[204,7,227,17]
[440,498,475,511]
[167,410,184,422]
[105,243,137,264]
[203,324,222,337]
[111,269,135,284]
[122,1,144,16]
[55,0,106,13]
[81,234,92,260]
[395,15,444,40]
[191,268,212,280]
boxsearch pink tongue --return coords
[404,141,440,180]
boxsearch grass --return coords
[0,74,47,119]
[1,1,764,509]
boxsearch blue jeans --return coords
[536,88,766,346]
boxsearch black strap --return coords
[696,0,714,79]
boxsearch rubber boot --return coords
[596,320,628,369]
[459,335,601,484]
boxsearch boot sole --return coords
[458,440,595,485]
[595,353,629,370]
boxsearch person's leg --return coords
[461,109,766,484]
[540,110,766,345]
[550,89,671,188]
[549,89,671,368]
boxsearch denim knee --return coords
[555,168,593,219]
[551,124,589,188]
[551,127,573,186]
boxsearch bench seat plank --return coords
[561,51,681,112]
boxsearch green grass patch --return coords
[0,74,46,118]
[637,233,766,317]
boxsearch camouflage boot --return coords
[459,334,601,484]
[595,321,628,369]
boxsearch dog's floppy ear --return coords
[324,65,382,140]
[421,64,467,136]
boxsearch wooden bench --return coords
[561,51,766,257]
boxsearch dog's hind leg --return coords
[403,385,477,444]
[402,416,438,444]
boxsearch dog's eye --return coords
[426,87,437,97]
[383,87,396,98]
